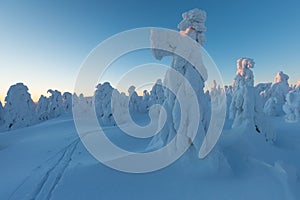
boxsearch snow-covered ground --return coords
[1,113,299,200]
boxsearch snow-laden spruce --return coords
[283,83,300,122]
[111,90,129,124]
[36,95,49,121]
[149,79,164,106]
[73,93,90,113]
[3,83,36,130]
[62,92,72,113]
[148,8,211,155]
[94,82,115,126]
[224,85,233,119]
[255,82,272,98]
[148,79,165,116]
[0,101,4,125]
[128,85,143,113]
[263,71,290,116]
[140,90,150,112]
[210,80,224,107]
[229,58,276,142]
[47,89,63,119]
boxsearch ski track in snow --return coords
[8,137,81,200]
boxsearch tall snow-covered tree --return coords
[3,83,36,130]
[148,8,211,154]
[229,58,275,142]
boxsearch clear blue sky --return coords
[0,0,299,102]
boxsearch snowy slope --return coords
[0,114,300,200]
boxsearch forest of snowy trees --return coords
[0,68,299,134]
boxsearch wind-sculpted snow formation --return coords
[229,58,276,142]
[3,83,36,130]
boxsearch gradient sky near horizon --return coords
[0,0,300,103]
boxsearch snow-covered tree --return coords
[224,85,233,119]
[148,79,165,116]
[72,93,91,113]
[149,79,165,106]
[283,85,300,122]
[255,82,272,102]
[229,58,275,142]
[47,89,63,119]
[148,8,211,154]
[139,90,150,112]
[111,91,129,124]
[62,92,72,113]
[210,80,223,107]
[94,82,115,126]
[3,83,36,130]
[36,95,49,121]
[263,71,290,116]
[128,85,142,113]
[0,101,4,125]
